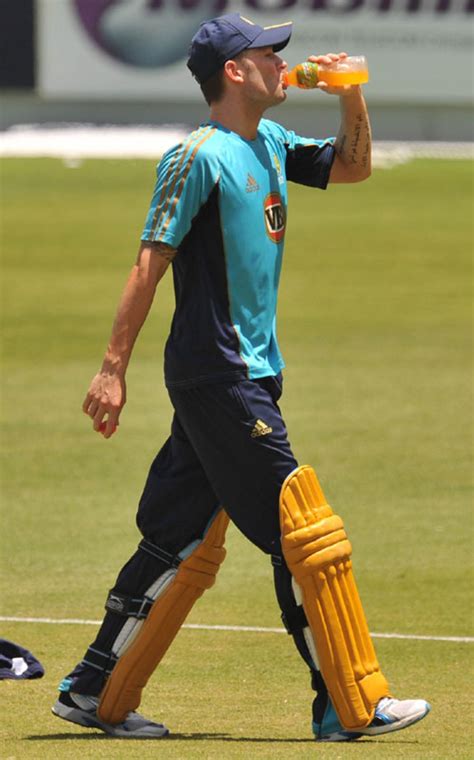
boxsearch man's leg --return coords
[272,555,330,723]
[55,376,429,739]
[279,464,431,741]
[53,414,226,736]
[169,376,430,742]
[168,376,329,717]
[72,374,307,730]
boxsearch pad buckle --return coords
[105,590,154,619]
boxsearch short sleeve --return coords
[283,128,336,189]
[141,127,219,248]
[263,121,336,190]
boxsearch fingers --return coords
[93,404,108,432]
[83,401,119,438]
[82,389,107,418]
[98,419,119,439]
[306,53,354,95]
[308,51,348,65]
[93,407,120,438]
[90,404,120,438]
[82,394,108,430]
[82,373,125,439]
[316,81,360,97]
[82,392,95,416]
[97,402,121,438]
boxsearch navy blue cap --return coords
[187,13,292,84]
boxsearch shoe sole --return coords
[52,701,106,730]
[316,730,362,742]
[52,701,169,738]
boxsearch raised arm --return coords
[82,241,176,438]
[329,87,371,183]
[309,53,372,184]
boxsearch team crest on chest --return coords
[264,192,286,243]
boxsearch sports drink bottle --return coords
[283,56,369,89]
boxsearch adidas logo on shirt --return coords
[251,419,273,438]
[246,173,260,193]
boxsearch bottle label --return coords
[296,62,319,89]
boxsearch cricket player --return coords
[52,13,430,741]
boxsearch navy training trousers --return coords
[65,375,326,712]
[139,374,297,554]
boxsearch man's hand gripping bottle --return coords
[283,56,369,89]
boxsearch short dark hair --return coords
[200,68,226,106]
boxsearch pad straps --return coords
[97,510,230,724]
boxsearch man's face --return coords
[236,46,287,107]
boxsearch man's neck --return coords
[209,99,264,141]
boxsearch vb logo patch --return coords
[264,192,286,243]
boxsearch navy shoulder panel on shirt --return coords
[259,118,336,190]
[285,142,336,189]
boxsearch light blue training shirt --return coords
[142,118,335,388]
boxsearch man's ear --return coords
[223,58,245,84]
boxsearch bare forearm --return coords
[82,242,174,438]
[102,242,172,375]
[334,88,372,181]
[103,275,155,374]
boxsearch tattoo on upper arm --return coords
[148,241,177,262]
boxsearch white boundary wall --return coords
[1,125,472,168]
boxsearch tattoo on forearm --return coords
[337,133,347,157]
[361,130,371,169]
[337,113,371,170]
[349,113,363,165]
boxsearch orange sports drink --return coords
[283,56,369,89]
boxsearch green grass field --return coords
[1,157,472,759]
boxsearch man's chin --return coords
[268,90,287,108]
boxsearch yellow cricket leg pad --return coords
[97,510,230,725]
[280,466,389,730]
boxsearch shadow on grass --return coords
[26,732,422,745]
[27,732,312,743]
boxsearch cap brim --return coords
[247,22,292,53]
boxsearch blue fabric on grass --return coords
[0,638,45,680]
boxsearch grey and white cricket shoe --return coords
[357,697,431,737]
[52,691,169,738]
[314,696,431,742]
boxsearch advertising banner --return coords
[38,0,474,104]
